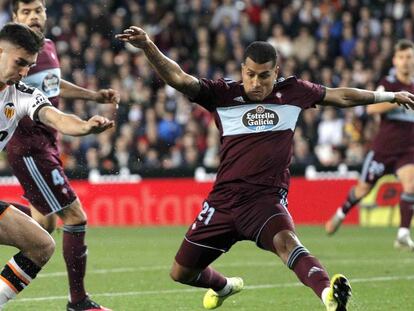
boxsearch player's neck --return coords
[395,72,413,85]
[0,83,6,92]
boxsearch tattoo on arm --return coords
[144,42,200,98]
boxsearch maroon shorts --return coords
[360,150,414,184]
[7,152,77,215]
[175,186,295,269]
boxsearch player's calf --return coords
[0,252,43,308]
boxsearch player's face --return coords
[13,0,47,33]
[393,48,414,76]
[0,42,37,86]
[241,57,278,101]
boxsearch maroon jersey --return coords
[6,39,61,156]
[372,75,414,155]
[192,76,325,190]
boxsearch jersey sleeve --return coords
[16,84,52,121]
[188,78,229,112]
[295,79,326,109]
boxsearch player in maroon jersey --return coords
[117,26,414,310]
[8,1,119,310]
[0,22,113,310]
[326,40,414,251]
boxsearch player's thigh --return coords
[9,154,77,215]
[0,203,53,252]
[396,164,414,193]
[175,200,237,269]
[235,189,295,252]
[30,205,57,234]
[359,151,390,185]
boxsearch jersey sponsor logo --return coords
[4,103,15,119]
[242,105,279,131]
[41,72,60,95]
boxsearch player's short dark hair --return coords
[0,22,44,54]
[243,41,277,67]
[394,39,414,53]
[11,0,46,14]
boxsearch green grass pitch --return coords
[2,226,413,310]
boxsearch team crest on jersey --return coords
[4,103,15,119]
[242,105,279,131]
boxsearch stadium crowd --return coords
[0,0,413,176]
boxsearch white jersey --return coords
[0,82,51,151]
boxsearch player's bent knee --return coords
[169,261,199,284]
[58,200,87,225]
[29,232,55,267]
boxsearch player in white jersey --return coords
[0,23,114,309]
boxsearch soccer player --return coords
[325,40,414,250]
[0,22,113,309]
[8,1,119,310]
[117,26,414,310]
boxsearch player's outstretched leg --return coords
[0,203,55,309]
[323,274,352,311]
[172,239,243,309]
[264,227,351,310]
[394,193,414,251]
[59,200,112,311]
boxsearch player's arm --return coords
[37,106,114,136]
[365,86,396,115]
[60,79,120,105]
[116,26,200,98]
[320,87,414,109]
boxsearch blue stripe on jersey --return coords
[23,68,61,99]
[386,107,414,123]
[217,104,301,136]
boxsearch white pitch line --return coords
[36,257,414,279]
[11,274,414,304]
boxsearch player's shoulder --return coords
[221,77,240,88]
[383,74,396,84]
[276,76,298,86]
[15,81,36,95]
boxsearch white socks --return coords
[321,287,331,305]
[397,227,410,239]
[336,208,346,220]
[216,278,232,296]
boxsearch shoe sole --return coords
[332,274,352,311]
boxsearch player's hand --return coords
[95,88,120,105]
[115,26,151,49]
[394,91,414,110]
[85,116,114,134]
